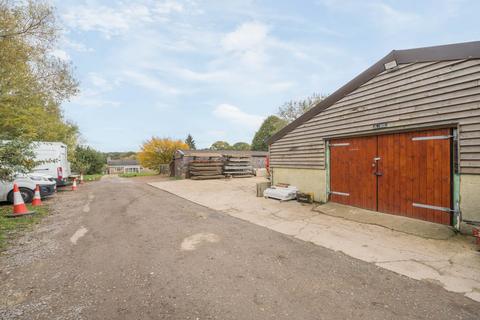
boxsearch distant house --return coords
[172,149,268,178]
[106,159,144,174]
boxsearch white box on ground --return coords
[263,186,298,201]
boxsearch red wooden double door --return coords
[329,128,452,225]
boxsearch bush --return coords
[118,172,158,178]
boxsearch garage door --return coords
[329,136,377,211]
[329,128,452,225]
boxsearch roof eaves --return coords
[266,51,395,144]
[266,41,480,145]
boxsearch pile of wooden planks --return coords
[189,160,225,180]
[223,155,254,178]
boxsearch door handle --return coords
[373,157,382,176]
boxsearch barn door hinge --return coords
[330,143,350,147]
[412,202,456,213]
[330,191,350,196]
[411,135,453,141]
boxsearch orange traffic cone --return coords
[80,174,84,184]
[31,184,42,206]
[72,178,78,191]
[7,184,35,218]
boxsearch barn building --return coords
[266,41,480,228]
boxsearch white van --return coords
[0,174,56,203]
[31,142,71,186]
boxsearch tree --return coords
[251,116,287,151]
[72,146,106,175]
[104,151,137,160]
[138,137,189,172]
[0,1,78,103]
[0,140,36,181]
[232,142,251,151]
[277,93,326,123]
[210,141,231,150]
[0,1,79,175]
[185,134,196,150]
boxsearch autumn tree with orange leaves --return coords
[138,137,189,172]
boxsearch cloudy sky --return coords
[54,0,480,151]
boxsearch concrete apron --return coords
[148,177,480,303]
[314,202,456,240]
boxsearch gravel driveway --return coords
[1,176,479,319]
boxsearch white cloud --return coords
[87,72,122,92]
[153,102,173,111]
[122,70,181,95]
[369,3,420,29]
[213,104,264,128]
[70,90,121,108]
[172,67,229,82]
[155,1,184,14]
[316,0,420,31]
[221,21,269,67]
[207,130,227,137]
[62,5,137,37]
[63,38,94,52]
[70,73,122,108]
[222,21,269,52]
[89,73,109,88]
[267,81,295,91]
[61,1,184,38]
[51,49,70,61]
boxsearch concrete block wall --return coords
[460,174,480,223]
[271,168,327,203]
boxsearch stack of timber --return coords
[223,155,254,178]
[189,159,225,180]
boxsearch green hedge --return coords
[119,172,158,178]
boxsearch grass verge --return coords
[119,172,158,178]
[83,174,104,181]
[0,204,49,251]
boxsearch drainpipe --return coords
[325,140,330,203]
[452,128,461,231]
[267,145,272,183]
[453,173,461,231]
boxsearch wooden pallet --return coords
[190,167,223,170]
[224,165,253,170]
[189,159,225,180]
[223,155,253,178]
[228,174,254,178]
[226,158,251,162]
[191,175,225,180]
[190,170,223,176]
[190,162,223,166]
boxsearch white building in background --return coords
[106,159,144,174]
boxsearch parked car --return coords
[28,172,57,184]
[30,142,71,186]
[0,174,56,204]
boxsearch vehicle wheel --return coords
[7,188,34,204]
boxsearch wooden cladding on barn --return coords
[270,58,480,174]
[329,129,452,225]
